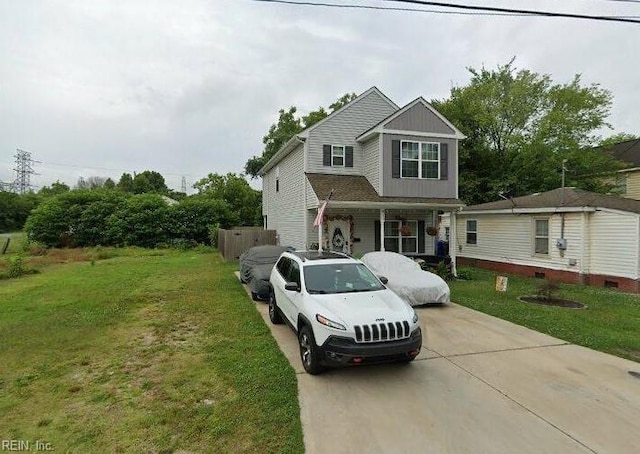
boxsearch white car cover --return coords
[361,251,450,306]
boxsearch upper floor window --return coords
[323,144,354,168]
[401,141,440,179]
[533,219,549,255]
[466,220,477,245]
[332,146,345,167]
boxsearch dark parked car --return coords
[239,245,293,301]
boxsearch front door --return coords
[327,219,351,254]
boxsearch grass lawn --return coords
[450,267,640,363]
[0,248,303,453]
[0,232,25,255]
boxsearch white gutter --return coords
[459,207,597,215]
[257,136,305,176]
[328,201,465,210]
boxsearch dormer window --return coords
[332,146,345,167]
[323,145,354,168]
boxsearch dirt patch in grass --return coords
[519,295,585,309]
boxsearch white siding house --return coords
[456,187,640,293]
[259,86,466,266]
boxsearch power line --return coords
[248,0,640,23]
[386,0,640,23]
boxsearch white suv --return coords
[269,251,422,375]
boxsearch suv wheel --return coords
[268,291,283,324]
[298,325,325,375]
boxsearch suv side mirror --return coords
[285,282,300,292]
[378,276,388,285]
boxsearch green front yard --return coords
[0,248,303,453]
[450,267,640,362]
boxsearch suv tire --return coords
[268,291,283,325]
[298,325,325,375]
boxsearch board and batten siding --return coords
[306,91,396,175]
[382,134,457,198]
[362,136,381,193]
[384,102,454,134]
[589,210,640,279]
[456,212,586,273]
[263,144,306,250]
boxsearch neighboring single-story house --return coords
[455,187,640,292]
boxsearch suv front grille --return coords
[354,321,410,343]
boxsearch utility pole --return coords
[560,159,568,205]
[13,149,39,194]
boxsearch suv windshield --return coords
[303,263,385,295]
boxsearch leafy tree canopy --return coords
[432,59,624,204]
[244,93,357,178]
[193,172,261,226]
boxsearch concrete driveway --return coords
[242,281,640,453]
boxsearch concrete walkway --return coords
[241,279,640,453]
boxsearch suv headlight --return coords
[412,309,419,324]
[316,314,346,331]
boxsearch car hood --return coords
[307,289,413,326]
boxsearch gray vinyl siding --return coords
[305,177,319,209]
[382,134,458,198]
[306,91,397,175]
[384,102,454,134]
[362,136,381,193]
[262,144,306,250]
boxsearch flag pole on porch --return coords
[313,189,333,252]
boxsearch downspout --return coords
[380,209,386,251]
[579,211,587,284]
[450,209,457,277]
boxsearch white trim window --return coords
[332,145,345,167]
[533,218,549,255]
[401,141,440,179]
[466,220,477,245]
[383,220,418,254]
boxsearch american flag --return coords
[313,190,333,228]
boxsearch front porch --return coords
[307,206,459,273]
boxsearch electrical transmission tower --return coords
[181,176,187,193]
[13,149,39,194]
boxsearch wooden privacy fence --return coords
[218,227,277,261]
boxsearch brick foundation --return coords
[457,257,640,293]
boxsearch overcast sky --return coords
[1,0,638,193]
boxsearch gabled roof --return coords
[461,187,640,215]
[356,97,466,142]
[257,87,398,176]
[306,173,463,208]
[599,138,640,168]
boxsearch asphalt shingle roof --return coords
[599,139,640,167]
[462,187,640,215]
[305,173,462,206]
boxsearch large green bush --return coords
[24,190,240,248]
[0,191,39,233]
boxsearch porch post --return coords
[379,209,385,251]
[318,217,323,252]
[449,210,457,277]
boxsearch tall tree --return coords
[193,173,261,226]
[244,93,357,178]
[433,60,621,204]
[117,173,134,193]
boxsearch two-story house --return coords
[604,138,640,199]
[258,87,465,269]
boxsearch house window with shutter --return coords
[401,141,439,179]
[466,220,477,245]
[332,146,345,167]
[383,220,418,254]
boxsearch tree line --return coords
[1,172,261,248]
